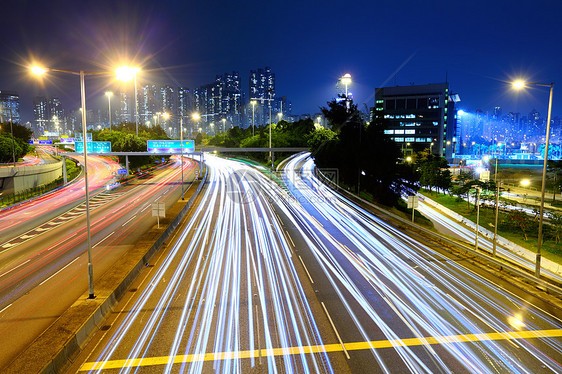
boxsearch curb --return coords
[5,167,208,374]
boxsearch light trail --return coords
[276,153,562,373]
[83,155,333,373]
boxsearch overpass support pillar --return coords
[62,155,67,184]
[126,155,130,176]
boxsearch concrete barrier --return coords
[0,161,63,195]
[5,166,208,374]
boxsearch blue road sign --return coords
[38,139,53,144]
[75,141,111,153]
[117,169,128,175]
[147,140,195,153]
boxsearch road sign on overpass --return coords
[147,140,195,153]
[75,141,111,153]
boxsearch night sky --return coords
[1,0,560,122]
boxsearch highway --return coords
[73,153,562,373]
[0,152,121,242]
[73,155,349,373]
[279,153,562,373]
[0,155,197,368]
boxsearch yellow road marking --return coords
[80,328,562,371]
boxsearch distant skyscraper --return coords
[194,72,242,132]
[33,96,48,133]
[117,92,131,123]
[0,90,21,123]
[249,67,275,125]
[139,84,158,125]
[178,87,192,117]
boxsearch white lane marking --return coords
[0,259,31,278]
[141,205,150,212]
[298,256,314,284]
[93,231,115,248]
[40,257,80,286]
[0,304,12,314]
[321,301,350,359]
[285,230,295,247]
[122,215,137,227]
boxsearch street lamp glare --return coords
[512,80,526,89]
[105,91,113,97]
[163,112,171,120]
[341,73,352,85]
[192,113,201,121]
[115,66,140,82]
[31,66,47,75]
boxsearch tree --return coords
[547,211,562,244]
[547,160,562,202]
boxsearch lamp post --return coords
[31,65,111,299]
[105,91,113,132]
[164,112,187,200]
[251,100,256,137]
[222,118,226,142]
[512,79,554,278]
[472,185,481,251]
[492,182,502,257]
[115,66,140,136]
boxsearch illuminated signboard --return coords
[60,138,75,143]
[75,133,93,141]
[74,141,111,153]
[147,140,195,153]
[38,139,53,145]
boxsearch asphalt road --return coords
[279,153,562,373]
[72,155,350,373]
[0,155,196,368]
[70,153,562,373]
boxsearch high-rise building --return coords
[0,90,21,124]
[139,84,159,125]
[249,67,275,126]
[117,92,131,123]
[374,83,457,159]
[33,96,49,134]
[178,87,192,117]
[194,72,243,132]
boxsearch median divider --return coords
[6,166,208,374]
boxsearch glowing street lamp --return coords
[341,73,352,97]
[105,91,113,132]
[31,64,107,299]
[115,66,141,136]
[512,79,555,277]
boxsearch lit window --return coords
[384,130,394,134]
[415,138,425,142]
[433,121,438,126]
[405,137,415,142]
[395,137,404,142]
[405,129,415,134]
[405,114,415,118]
[395,129,404,134]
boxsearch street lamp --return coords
[31,64,106,299]
[116,66,140,136]
[251,100,256,137]
[277,112,283,122]
[341,73,352,97]
[512,79,555,278]
[105,91,113,132]
[192,113,201,139]
[222,118,226,141]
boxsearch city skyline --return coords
[0,0,559,124]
